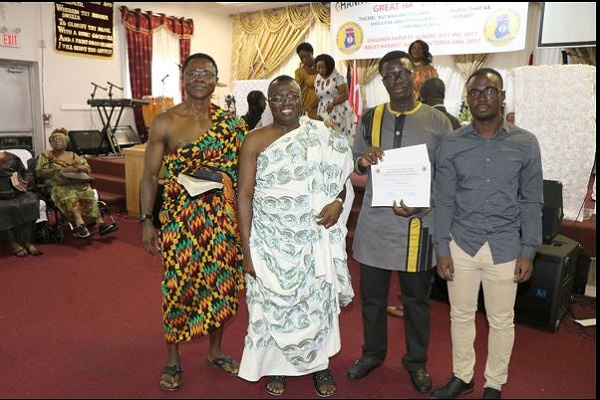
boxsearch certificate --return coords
[370,144,431,208]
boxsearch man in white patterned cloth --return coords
[236,75,354,397]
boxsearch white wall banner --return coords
[331,2,529,60]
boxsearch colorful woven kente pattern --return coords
[159,104,246,344]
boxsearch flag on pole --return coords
[347,60,362,123]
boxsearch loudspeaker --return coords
[514,234,580,331]
[542,180,564,242]
[68,130,111,155]
[572,255,591,295]
[112,125,141,148]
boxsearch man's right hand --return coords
[436,256,454,281]
[243,257,256,278]
[142,223,160,255]
[358,147,383,167]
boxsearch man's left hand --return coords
[316,201,343,229]
[514,257,533,283]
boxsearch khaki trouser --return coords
[448,241,518,390]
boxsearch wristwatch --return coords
[138,213,153,223]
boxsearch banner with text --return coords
[55,2,114,58]
[331,2,528,60]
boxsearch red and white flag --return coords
[348,60,362,123]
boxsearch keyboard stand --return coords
[87,98,149,156]
[92,103,124,156]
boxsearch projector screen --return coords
[538,2,596,47]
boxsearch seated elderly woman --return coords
[35,128,118,239]
[0,150,43,257]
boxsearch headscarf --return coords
[49,128,69,142]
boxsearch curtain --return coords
[120,7,153,141]
[231,3,329,81]
[120,6,193,141]
[152,29,181,104]
[566,47,596,66]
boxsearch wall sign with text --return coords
[331,2,528,60]
[55,2,114,58]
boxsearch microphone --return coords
[107,81,123,90]
[91,82,107,91]
[160,74,169,83]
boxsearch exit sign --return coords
[1,33,19,48]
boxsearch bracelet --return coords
[138,213,153,223]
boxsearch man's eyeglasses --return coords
[184,70,216,81]
[268,93,301,105]
[382,70,412,86]
[49,137,66,142]
[467,87,500,99]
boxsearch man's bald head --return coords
[419,78,446,106]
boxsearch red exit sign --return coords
[1,33,19,48]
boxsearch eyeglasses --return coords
[382,70,412,86]
[183,70,216,81]
[268,93,301,105]
[467,87,500,99]
[49,137,66,142]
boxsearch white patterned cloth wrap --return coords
[238,117,354,381]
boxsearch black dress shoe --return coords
[483,387,501,399]
[347,357,381,380]
[430,376,474,399]
[409,367,432,393]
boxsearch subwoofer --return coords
[514,234,580,331]
[542,180,564,242]
[68,130,111,155]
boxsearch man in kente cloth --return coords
[140,53,247,391]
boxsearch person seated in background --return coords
[241,90,267,130]
[35,128,118,239]
[0,150,43,257]
[420,78,462,130]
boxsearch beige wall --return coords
[0,2,233,148]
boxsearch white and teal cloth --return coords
[238,117,354,381]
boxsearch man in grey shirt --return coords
[347,50,452,393]
[431,68,543,400]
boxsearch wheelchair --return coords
[30,153,117,242]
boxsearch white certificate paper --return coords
[371,144,431,208]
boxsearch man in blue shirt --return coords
[431,68,543,400]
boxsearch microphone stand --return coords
[90,82,107,100]
[106,81,123,100]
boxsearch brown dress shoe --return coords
[410,367,432,392]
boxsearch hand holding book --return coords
[177,168,224,197]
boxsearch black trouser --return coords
[359,263,433,372]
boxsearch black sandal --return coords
[312,369,336,397]
[159,364,183,391]
[265,375,286,396]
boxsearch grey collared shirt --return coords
[433,122,543,264]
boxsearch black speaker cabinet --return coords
[542,180,564,242]
[112,125,141,148]
[68,130,111,155]
[514,234,580,331]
